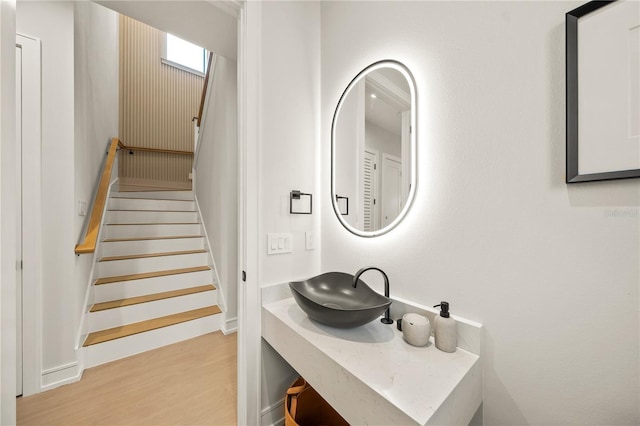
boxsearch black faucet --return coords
[352,266,393,325]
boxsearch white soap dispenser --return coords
[433,301,457,353]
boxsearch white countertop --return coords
[262,297,482,426]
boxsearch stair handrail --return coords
[75,137,124,254]
[193,53,218,168]
[196,51,215,127]
[121,145,194,156]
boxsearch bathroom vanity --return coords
[261,284,483,425]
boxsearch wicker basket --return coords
[284,377,349,426]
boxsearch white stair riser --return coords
[106,210,199,224]
[89,291,217,332]
[83,314,221,369]
[111,191,194,201]
[100,237,205,257]
[97,252,208,276]
[104,224,201,239]
[108,198,195,211]
[93,270,214,302]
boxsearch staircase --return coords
[82,190,222,368]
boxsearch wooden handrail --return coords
[196,51,215,127]
[75,138,123,254]
[123,145,194,156]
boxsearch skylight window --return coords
[164,34,207,75]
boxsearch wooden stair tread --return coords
[107,209,197,212]
[95,266,211,285]
[106,222,199,226]
[103,235,202,242]
[100,249,207,262]
[90,285,216,312]
[82,306,222,346]
[117,189,192,191]
[111,196,194,201]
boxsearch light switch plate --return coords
[267,233,292,255]
[305,231,314,250]
[78,200,87,216]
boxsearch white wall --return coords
[17,0,77,380]
[365,121,400,159]
[256,1,321,422]
[16,0,119,390]
[195,55,238,325]
[74,0,119,357]
[334,80,360,228]
[321,2,639,425]
[97,0,236,60]
[258,0,321,287]
[0,0,17,422]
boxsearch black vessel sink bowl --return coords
[289,272,392,328]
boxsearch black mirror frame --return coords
[330,59,417,237]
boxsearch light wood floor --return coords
[17,332,237,426]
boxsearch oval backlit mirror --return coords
[331,60,417,237]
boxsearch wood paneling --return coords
[119,15,204,185]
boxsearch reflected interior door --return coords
[381,155,401,228]
[362,150,378,231]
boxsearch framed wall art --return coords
[566,0,640,183]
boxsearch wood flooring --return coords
[17,332,237,425]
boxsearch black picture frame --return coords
[566,0,640,183]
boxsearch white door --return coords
[362,150,378,232]
[381,154,402,228]
[15,43,23,397]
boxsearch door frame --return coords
[15,33,43,397]
[237,1,262,424]
[15,37,22,397]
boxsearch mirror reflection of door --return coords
[381,154,402,228]
[362,149,378,232]
[361,69,410,231]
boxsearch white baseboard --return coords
[261,399,285,426]
[40,361,82,391]
[222,316,238,335]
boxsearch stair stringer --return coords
[193,194,236,334]
[75,177,120,351]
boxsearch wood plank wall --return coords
[118,15,204,187]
